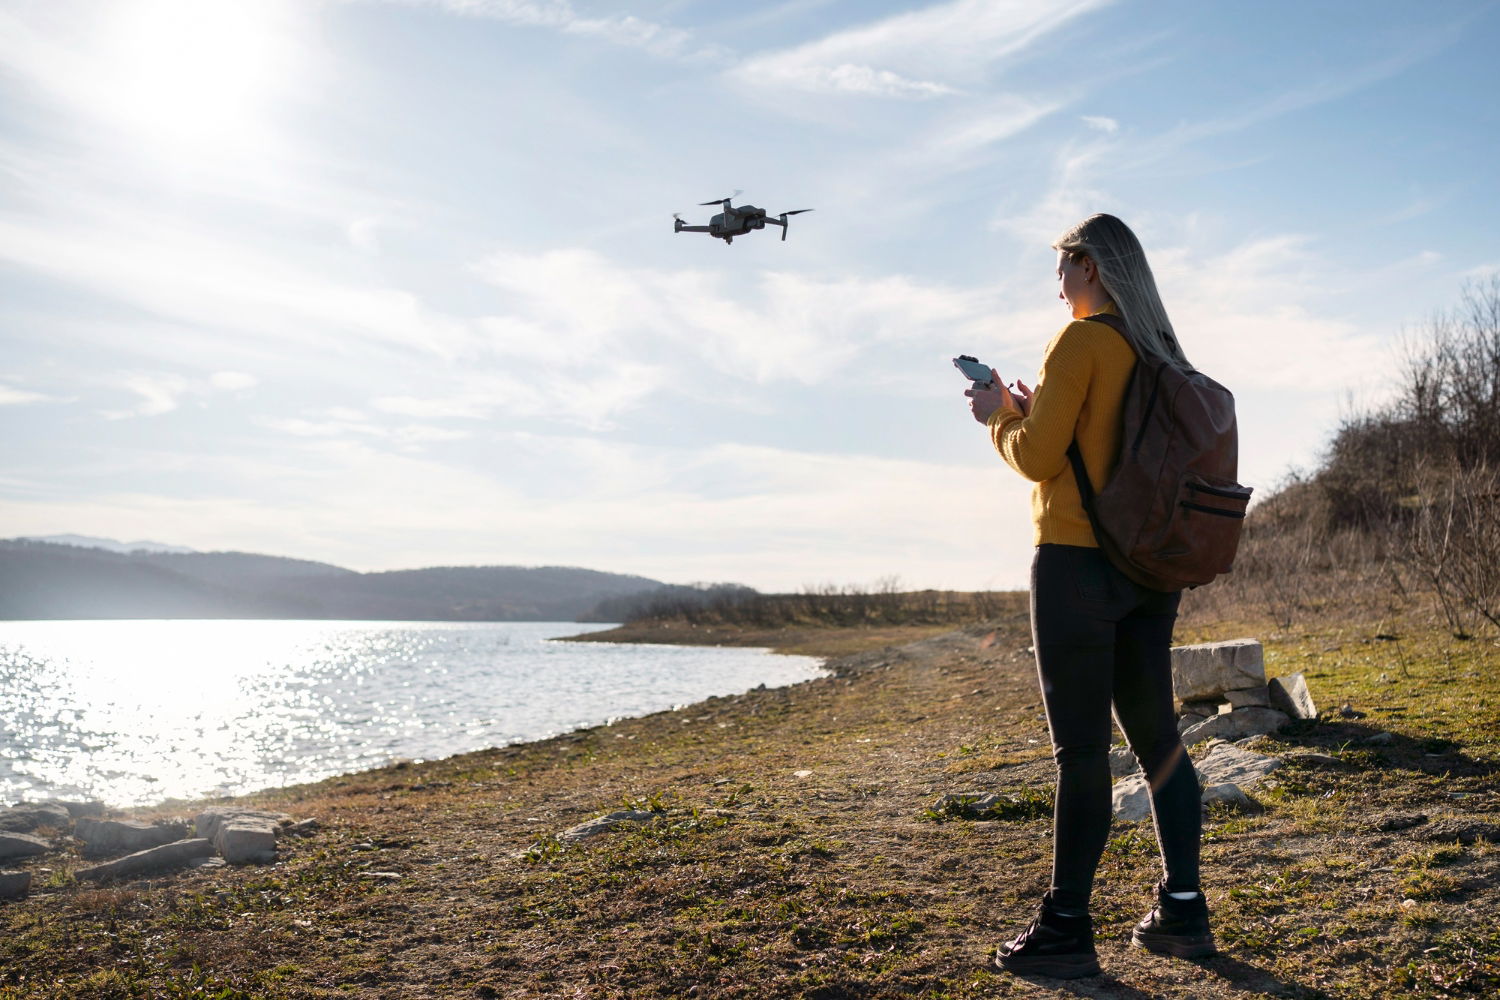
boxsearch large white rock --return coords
[1180,707,1289,747]
[217,823,278,864]
[1222,686,1272,710]
[1194,740,1282,786]
[1171,639,1266,703]
[1112,774,1153,822]
[1112,739,1282,821]
[194,808,290,842]
[1269,672,1318,720]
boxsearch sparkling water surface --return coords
[0,620,825,808]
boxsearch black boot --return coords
[1131,881,1217,958]
[994,891,1100,979]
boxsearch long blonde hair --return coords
[1053,214,1191,370]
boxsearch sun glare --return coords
[96,0,295,156]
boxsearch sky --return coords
[2,0,1497,593]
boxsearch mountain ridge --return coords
[0,539,668,622]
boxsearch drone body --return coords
[674,196,812,244]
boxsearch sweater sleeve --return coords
[987,321,1099,482]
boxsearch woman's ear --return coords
[1083,257,1097,283]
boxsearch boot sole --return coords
[1131,928,1217,958]
[995,952,1101,979]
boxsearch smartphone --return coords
[953,354,997,389]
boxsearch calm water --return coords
[0,620,825,808]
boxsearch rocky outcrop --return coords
[76,818,188,857]
[0,832,51,861]
[1113,739,1282,822]
[0,800,102,833]
[75,839,215,882]
[1180,707,1291,746]
[195,809,291,865]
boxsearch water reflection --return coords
[0,620,824,807]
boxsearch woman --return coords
[965,214,1215,979]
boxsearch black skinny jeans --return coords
[1030,543,1201,913]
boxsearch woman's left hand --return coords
[965,367,1020,424]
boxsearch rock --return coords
[42,799,104,819]
[1339,703,1365,719]
[359,871,404,882]
[933,793,1003,816]
[1108,747,1141,778]
[1112,774,1152,822]
[1286,752,1343,767]
[1373,812,1428,833]
[1201,782,1256,811]
[75,838,215,882]
[792,770,813,779]
[188,856,226,869]
[1180,708,1290,747]
[75,818,188,856]
[1363,731,1396,746]
[0,832,51,861]
[557,810,657,843]
[1268,673,1318,720]
[1417,819,1500,845]
[1194,740,1282,787]
[1170,639,1265,703]
[1177,713,1209,734]
[216,821,278,865]
[287,819,320,837]
[0,870,32,899]
[1222,686,1273,710]
[194,808,291,843]
[0,802,71,833]
[1181,698,1223,718]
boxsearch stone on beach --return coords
[75,838,215,882]
[0,870,31,900]
[0,832,51,861]
[1112,739,1281,821]
[0,802,71,833]
[1180,707,1290,747]
[196,808,290,864]
[558,810,657,843]
[1170,639,1266,703]
[1269,672,1319,720]
[1108,746,1141,777]
[75,817,187,857]
[1222,685,1273,710]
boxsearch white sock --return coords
[1168,890,1201,900]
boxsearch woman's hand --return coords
[966,368,1024,424]
[1012,378,1034,416]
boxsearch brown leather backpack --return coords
[1066,312,1252,592]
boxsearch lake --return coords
[0,620,825,809]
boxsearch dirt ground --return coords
[2,601,1498,999]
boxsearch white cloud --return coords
[101,372,190,419]
[210,371,258,391]
[0,384,58,406]
[388,0,727,61]
[1081,114,1118,133]
[731,0,1111,98]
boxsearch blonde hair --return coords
[1053,214,1191,370]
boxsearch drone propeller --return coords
[780,209,813,216]
[672,212,682,220]
[698,189,743,206]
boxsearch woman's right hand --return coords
[1012,379,1034,416]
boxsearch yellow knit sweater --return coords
[987,305,1136,548]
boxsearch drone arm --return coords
[674,224,712,234]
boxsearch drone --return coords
[673,194,813,244]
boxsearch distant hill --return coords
[21,534,197,554]
[0,539,665,622]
